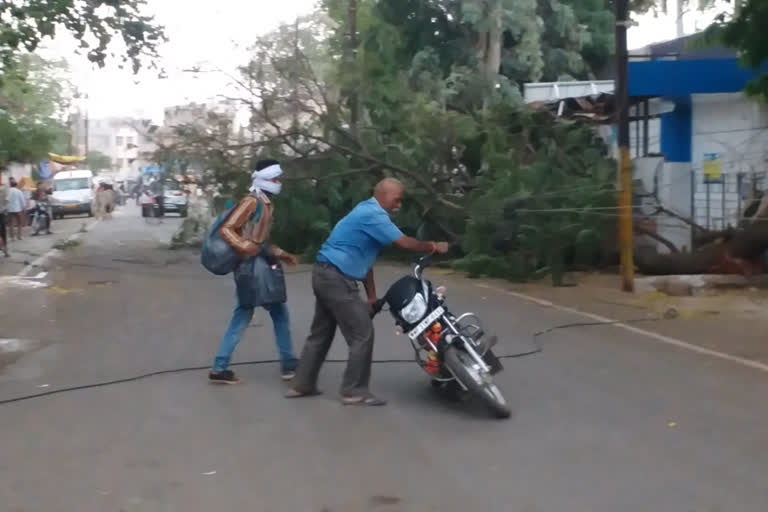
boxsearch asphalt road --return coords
[1,205,767,512]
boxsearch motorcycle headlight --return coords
[399,293,428,324]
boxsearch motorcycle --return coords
[372,255,511,418]
[30,198,52,236]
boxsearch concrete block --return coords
[635,274,751,296]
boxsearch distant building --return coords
[155,101,241,176]
[68,114,156,181]
[163,101,238,132]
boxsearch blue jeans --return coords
[213,296,297,373]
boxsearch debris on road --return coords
[53,239,81,251]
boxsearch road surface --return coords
[1,204,767,512]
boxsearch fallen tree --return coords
[635,192,768,276]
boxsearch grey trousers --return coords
[293,263,374,396]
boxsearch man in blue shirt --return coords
[287,178,449,406]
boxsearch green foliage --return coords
[562,0,615,76]
[0,0,166,74]
[157,0,619,284]
[718,0,768,100]
[456,107,616,284]
[0,54,71,166]
[87,150,111,172]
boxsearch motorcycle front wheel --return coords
[31,216,41,235]
[443,346,511,419]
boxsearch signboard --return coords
[140,166,164,175]
[38,160,52,180]
[703,153,722,183]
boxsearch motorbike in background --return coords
[30,194,52,236]
[372,255,511,418]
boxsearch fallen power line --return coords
[0,317,662,406]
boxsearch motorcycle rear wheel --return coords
[443,346,511,419]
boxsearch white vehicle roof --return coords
[54,169,93,180]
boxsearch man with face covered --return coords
[287,178,449,406]
[209,159,300,384]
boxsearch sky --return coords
[42,0,317,123]
[40,0,731,123]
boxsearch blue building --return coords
[525,35,768,252]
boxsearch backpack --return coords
[201,200,262,276]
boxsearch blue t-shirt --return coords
[317,198,404,280]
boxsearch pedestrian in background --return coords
[0,178,9,257]
[6,178,26,241]
[287,178,449,406]
[209,159,300,384]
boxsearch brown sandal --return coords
[342,395,387,406]
[285,389,323,399]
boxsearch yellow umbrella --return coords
[48,153,87,165]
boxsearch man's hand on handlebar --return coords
[432,241,450,254]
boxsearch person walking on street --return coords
[209,159,301,384]
[6,178,26,241]
[287,178,449,406]
[0,179,9,257]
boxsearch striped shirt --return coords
[219,194,281,257]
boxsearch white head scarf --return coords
[249,163,283,196]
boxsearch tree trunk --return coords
[292,18,300,128]
[484,0,503,83]
[347,0,359,131]
[636,219,768,276]
[751,191,768,221]
[675,0,685,38]
[473,0,503,84]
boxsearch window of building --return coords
[116,158,124,168]
[116,136,124,147]
[127,136,136,147]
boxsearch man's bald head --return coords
[374,178,404,213]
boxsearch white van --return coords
[52,169,94,218]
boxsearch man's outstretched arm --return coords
[394,236,449,254]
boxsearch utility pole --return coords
[84,93,90,157]
[615,0,635,292]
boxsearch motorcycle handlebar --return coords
[414,253,433,279]
[371,252,439,318]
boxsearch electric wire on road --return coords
[0,317,662,406]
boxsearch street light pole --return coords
[84,94,89,158]
[615,0,635,292]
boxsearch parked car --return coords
[162,180,188,217]
[51,169,94,219]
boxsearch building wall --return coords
[522,80,662,158]
[76,117,148,180]
[5,162,33,182]
[690,93,768,230]
[113,125,140,179]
